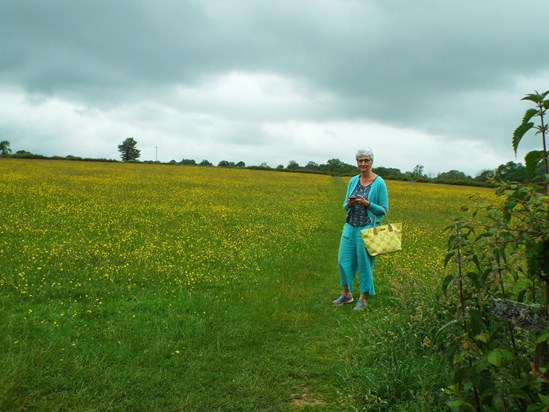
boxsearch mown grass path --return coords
[0,160,493,411]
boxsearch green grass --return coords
[0,160,495,411]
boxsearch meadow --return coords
[0,159,495,411]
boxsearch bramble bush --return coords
[439,90,549,411]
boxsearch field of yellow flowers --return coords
[1,160,337,295]
[0,159,494,411]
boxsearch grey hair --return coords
[356,147,374,160]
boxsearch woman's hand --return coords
[347,196,357,207]
[356,195,371,207]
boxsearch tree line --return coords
[0,138,544,187]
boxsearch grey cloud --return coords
[1,0,548,174]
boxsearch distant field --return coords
[1,159,337,294]
[0,159,494,411]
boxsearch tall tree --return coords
[411,164,424,178]
[0,140,12,156]
[304,161,319,171]
[118,138,141,162]
[436,170,469,181]
[373,166,404,180]
[287,160,300,170]
[474,169,495,183]
[496,161,526,182]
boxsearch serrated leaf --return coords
[522,93,542,104]
[444,252,455,267]
[521,108,538,125]
[513,122,533,153]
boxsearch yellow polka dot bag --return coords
[360,211,402,256]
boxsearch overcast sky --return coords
[1,0,548,176]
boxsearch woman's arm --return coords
[367,178,389,217]
[342,176,359,211]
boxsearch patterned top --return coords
[345,179,373,227]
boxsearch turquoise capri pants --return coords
[338,222,375,295]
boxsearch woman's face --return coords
[356,156,373,172]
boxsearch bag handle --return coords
[371,208,393,235]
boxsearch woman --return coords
[333,148,389,311]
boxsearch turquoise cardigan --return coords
[342,175,389,227]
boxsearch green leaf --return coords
[543,100,549,110]
[487,348,513,366]
[466,272,480,288]
[525,150,543,180]
[471,255,481,272]
[474,332,490,343]
[442,274,454,293]
[522,93,542,104]
[516,288,528,302]
[535,330,549,344]
[446,399,473,410]
[443,224,453,233]
[513,122,533,153]
[434,319,458,343]
[445,384,460,396]
[444,252,455,267]
[473,358,490,373]
[448,232,458,243]
[539,393,549,405]
[469,309,484,336]
[522,108,538,125]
